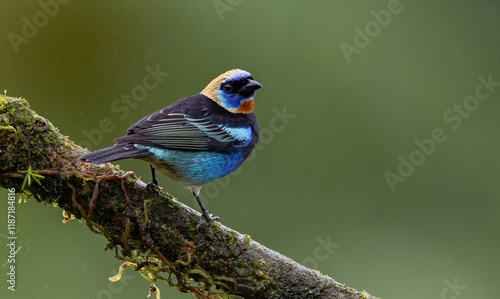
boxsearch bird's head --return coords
[201,69,262,114]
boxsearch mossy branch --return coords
[0,96,379,299]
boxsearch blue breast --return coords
[134,144,244,186]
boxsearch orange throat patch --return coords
[235,99,254,114]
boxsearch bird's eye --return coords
[221,83,233,93]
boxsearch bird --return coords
[79,69,262,224]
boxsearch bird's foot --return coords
[196,213,221,230]
[149,163,159,187]
[146,179,162,191]
[151,177,159,187]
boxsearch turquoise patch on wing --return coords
[216,125,252,145]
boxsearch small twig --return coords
[0,96,380,299]
[86,179,101,222]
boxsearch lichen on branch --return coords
[0,96,379,299]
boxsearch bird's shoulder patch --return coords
[216,124,252,144]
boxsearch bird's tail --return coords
[78,143,151,164]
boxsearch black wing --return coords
[114,94,256,152]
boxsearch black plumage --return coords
[114,94,259,158]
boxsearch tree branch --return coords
[0,96,379,299]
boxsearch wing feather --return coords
[113,95,253,152]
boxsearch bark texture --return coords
[0,96,380,299]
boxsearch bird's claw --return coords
[149,164,159,187]
[147,180,161,190]
[196,214,221,230]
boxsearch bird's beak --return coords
[239,79,263,96]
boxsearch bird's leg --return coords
[149,163,159,186]
[192,190,220,227]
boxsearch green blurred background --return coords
[1,0,499,298]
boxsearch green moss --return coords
[18,166,45,190]
[243,234,251,245]
[0,96,378,299]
